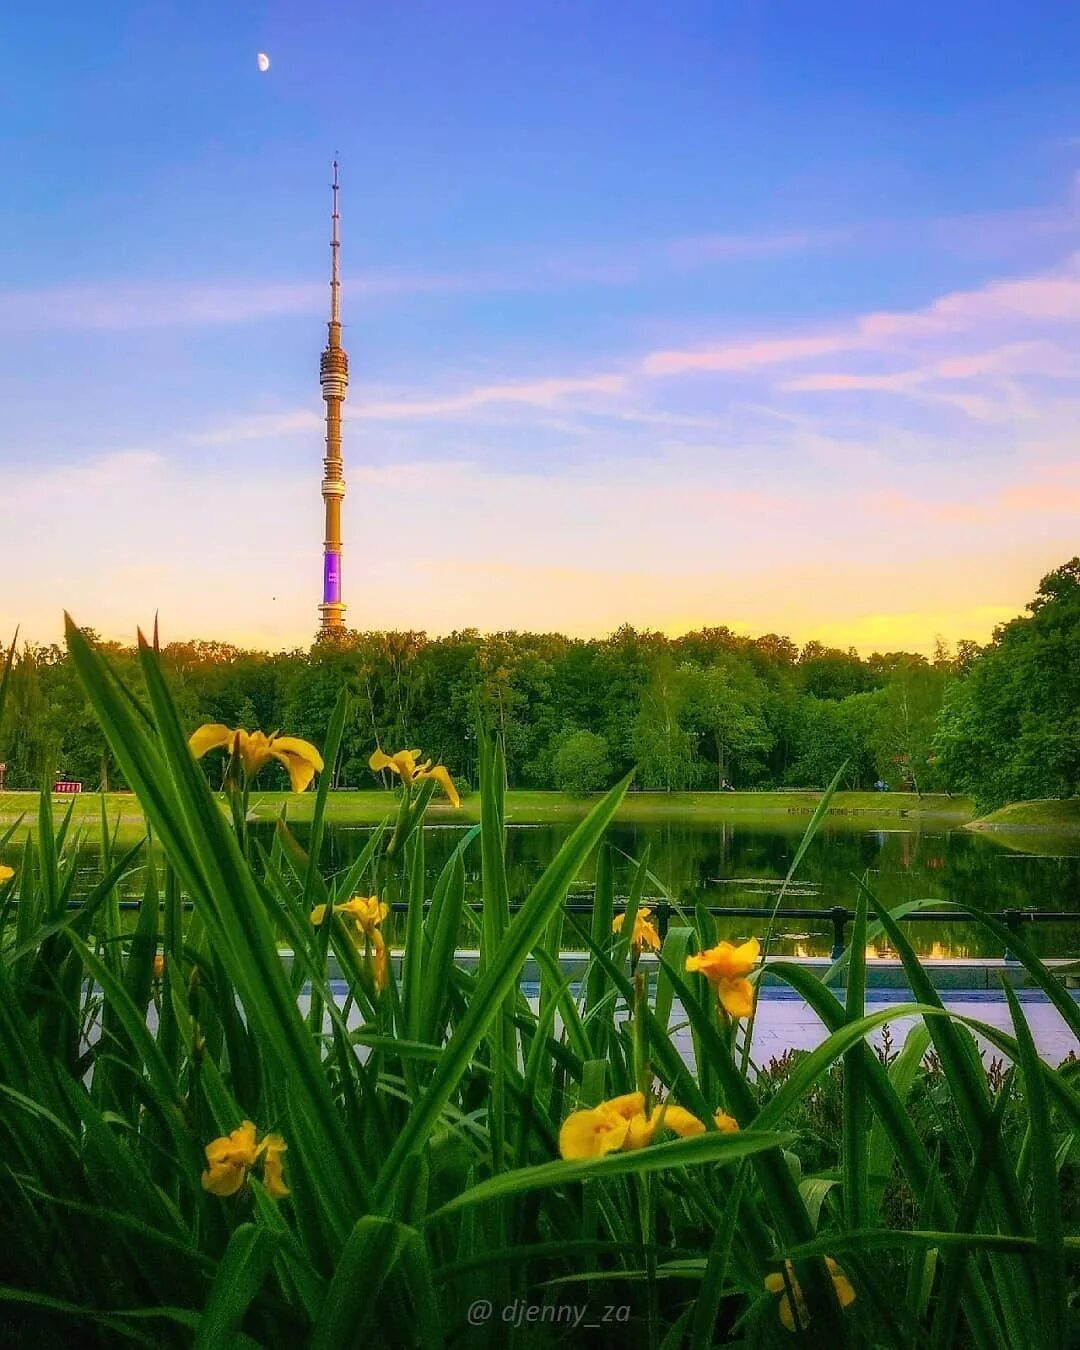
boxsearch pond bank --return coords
[0,787,977,836]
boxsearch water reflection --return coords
[56,818,1078,959]
[317,819,1078,959]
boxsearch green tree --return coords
[632,658,702,791]
[872,656,948,794]
[551,729,612,795]
[934,558,1080,809]
[683,660,773,787]
[786,691,883,788]
[1,646,55,787]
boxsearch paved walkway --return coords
[322,980,1078,1067]
[706,987,1079,1069]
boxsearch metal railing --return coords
[89,898,1079,962]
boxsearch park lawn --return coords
[968,797,1080,831]
[0,787,975,839]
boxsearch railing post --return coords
[828,906,848,961]
[1002,909,1020,963]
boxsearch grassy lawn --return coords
[969,797,1080,831]
[0,787,975,838]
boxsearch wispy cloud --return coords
[641,255,1080,380]
[0,272,470,332]
[1,449,164,508]
[359,374,627,419]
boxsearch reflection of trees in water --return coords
[89,820,1080,959]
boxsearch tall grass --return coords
[0,624,1075,1347]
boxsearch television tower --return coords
[318,160,348,632]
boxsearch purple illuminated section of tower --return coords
[324,551,341,604]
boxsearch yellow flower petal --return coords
[201,1160,248,1196]
[270,736,323,792]
[188,724,235,759]
[204,1120,259,1167]
[714,1110,740,1133]
[371,748,422,782]
[656,1105,706,1138]
[606,1091,646,1121]
[622,1111,658,1150]
[271,736,324,773]
[337,895,388,930]
[417,763,460,808]
[778,1291,802,1333]
[633,916,662,952]
[685,937,760,984]
[372,939,389,992]
[0,864,14,883]
[558,1104,630,1160]
[369,747,395,774]
[717,976,755,1019]
[202,1120,260,1194]
[764,1258,853,1332]
[614,910,661,951]
[260,1134,290,1200]
[239,730,273,778]
[827,1260,856,1310]
[310,904,329,926]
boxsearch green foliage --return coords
[5,559,1076,802]
[550,728,612,795]
[0,610,964,795]
[934,558,1080,809]
[0,629,1074,1347]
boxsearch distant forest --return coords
[2,559,1077,812]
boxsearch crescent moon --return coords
[257,53,270,73]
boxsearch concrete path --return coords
[320,979,1078,1067]
[699,987,1079,1069]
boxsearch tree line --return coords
[2,559,1076,811]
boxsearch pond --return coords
[312,818,1079,960]
[52,816,1079,959]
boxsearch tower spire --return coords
[330,158,341,325]
[319,158,349,633]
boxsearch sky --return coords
[1,1,1078,655]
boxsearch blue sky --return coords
[2,2,1078,649]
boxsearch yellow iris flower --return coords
[685,937,760,1018]
[201,1121,290,1200]
[612,907,662,954]
[714,1109,740,1133]
[311,895,391,991]
[764,1257,855,1333]
[369,747,460,808]
[189,724,324,793]
[559,1092,706,1160]
[0,864,14,884]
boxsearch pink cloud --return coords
[643,258,1080,380]
[642,333,851,376]
[359,373,627,420]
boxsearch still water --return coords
[61,818,1078,958]
[316,818,1079,959]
